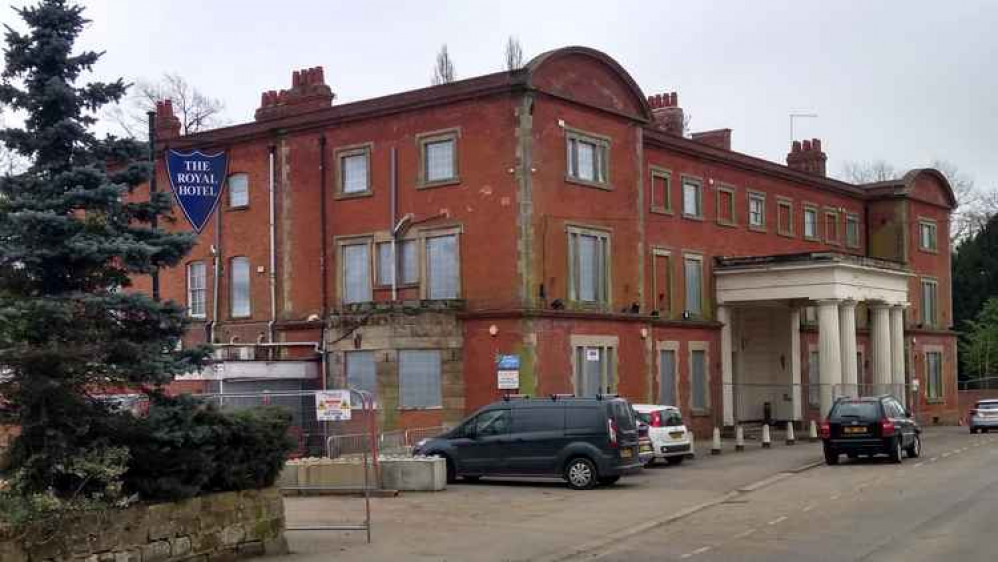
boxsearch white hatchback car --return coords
[632,404,695,465]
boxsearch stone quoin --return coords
[128,46,959,441]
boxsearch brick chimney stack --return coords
[154,99,181,140]
[647,92,684,136]
[786,138,827,177]
[255,66,335,122]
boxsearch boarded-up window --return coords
[650,169,671,211]
[777,200,793,236]
[717,188,735,225]
[921,279,938,326]
[691,349,708,410]
[343,243,371,304]
[346,351,377,404]
[426,235,459,299]
[926,351,943,400]
[230,256,251,317]
[399,350,442,408]
[653,252,671,316]
[684,256,703,316]
[574,345,616,396]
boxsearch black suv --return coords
[820,395,922,465]
[412,395,643,489]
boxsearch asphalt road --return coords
[596,427,998,562]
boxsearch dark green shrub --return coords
[116,394,294,501]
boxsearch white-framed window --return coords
[684,255,703,317]
[342,242,372,304]
[846,213,860,248]
[803,206,819,240]
[568,227,610,305]
[919,220,938,252]
[376,239,418,287]
[418,130,459,186]
[187,261,206,318]
[925,350,943,400]
[230,256,251,318]
[748,192,766,228]
[426,234,459,299]
[682,178,703,218]
[690,343,710,411]
[228,173,249,208]
[338,146,371,195]
[573,345,616,396]
[399,350,443,408]
[566,131,609,185]
[921,278,938,327]
[346,350,377,405]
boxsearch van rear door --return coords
[608,400,639,459]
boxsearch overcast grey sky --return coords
[8,0,998,187]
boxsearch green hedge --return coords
[117,394,295,501]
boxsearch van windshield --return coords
[977,402,998,411]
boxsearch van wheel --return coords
[434,454,456,483]
[565,457,597,490]
[597,476,620,486]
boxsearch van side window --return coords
[512,408,564,433]
[476,409,511,437]
[565,407,602,430]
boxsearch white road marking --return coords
[733,529,756,539]
[829,494,840,500]
[942,452,952,458]
[681,554,692,559]
[802,504,815,512]
[914,462,924,467]
[930,457,939,462]
[768,516,788,525]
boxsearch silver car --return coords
[969,399,998,433]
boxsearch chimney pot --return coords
[802,139,812,151]
[671,92,678,106]
[812,138,821,151]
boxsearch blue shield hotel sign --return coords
[165,150,228,233]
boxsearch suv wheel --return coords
[824,446,839,465]
[565,457,597,490]
[906,434,922,458]
[889,437,903,464]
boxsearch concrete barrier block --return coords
[380,456,446,491]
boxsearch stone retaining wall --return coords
[0,488,286,562]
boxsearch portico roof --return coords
[714,252,910,306]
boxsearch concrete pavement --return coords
[280,433,825,562]
[278,426,993,562]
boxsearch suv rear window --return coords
[977,402,998,411]
[831,401,881,420]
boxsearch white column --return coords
[890,305,907,407]
[817,300,842,417]
[718,305,734,427]
[870,303,892,396]
[839,300,858,398]
[789,306,802,421]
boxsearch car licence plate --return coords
[621,448,633,458]
[640,443,653,453]
[844,426,867,434]
[669,431,684,438]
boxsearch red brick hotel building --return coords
[134,47,958,436]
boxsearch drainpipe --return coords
[146,111,160,301]
[390,146,398,301]
[268,144,277,343]
[319,136,329,314]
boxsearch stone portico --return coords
[715,252,911,427]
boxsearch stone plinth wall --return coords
[0,488,286,562]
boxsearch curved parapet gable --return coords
[524,46,652,122]
[904,168,957,209]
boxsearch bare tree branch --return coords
[504,36,523,71]
[840,160,899,184]
[103,73,226,139]
[432,45,456,85]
